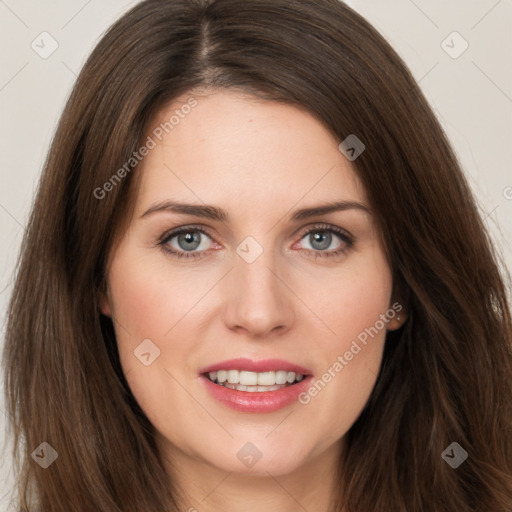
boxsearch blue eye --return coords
[159,226,213,260]
[158,223,354,260]
[296,225,353,258]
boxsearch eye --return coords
[158,223,354,260]
[158,226,215,260]
[294,224,354,259]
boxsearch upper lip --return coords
[200,358,312,375]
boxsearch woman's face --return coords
[101,90,403,479]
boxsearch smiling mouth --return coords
[203,369,307,392]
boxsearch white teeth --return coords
[224,383,288,392]
[227,370,239,384]
[224,383,247,391]
[257,371,275,386]
[239,371,258,386]
[206,369,305,387]
[275,370,288,384]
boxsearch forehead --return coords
[135,90,367,218]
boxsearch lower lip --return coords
[200,374,314,413]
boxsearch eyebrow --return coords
[140,199,370,222]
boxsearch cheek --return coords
[304,250,393,346]
[294,252,392,437]
[107,252,202,341]
[105,253,215,428]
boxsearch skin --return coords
[100,89,406,512]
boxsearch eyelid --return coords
[158,222,354,260]
[292,223,354,258]
[295,222,352,242]
[158,224,216,245]
[158,224,218,259]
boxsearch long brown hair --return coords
[3,0,512,510]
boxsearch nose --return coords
[222,245,296,338]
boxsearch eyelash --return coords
[157,223,354,261]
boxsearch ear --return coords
[386,301,407,331]
[98,283,112,317]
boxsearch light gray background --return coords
[1,1,511,508]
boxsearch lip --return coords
[199,357,312,375]
[200,374,314,413]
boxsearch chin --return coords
[212,454,306,477]
[200,437,311,477]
